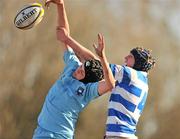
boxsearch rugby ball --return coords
[14,3,44,30]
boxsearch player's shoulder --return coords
[123,66,148,84]
[110,63,123,73]
[64,48,81,66]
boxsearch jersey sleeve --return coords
[63,48,81,66]
[84,82,99,103]
[109,64,123,79]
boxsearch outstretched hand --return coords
[45,0,63,8]
[93,34,105,58]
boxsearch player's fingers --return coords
[98,34,101,42]
[98,33,104,45]
[45,1,50,8]
[102,35,105,46]
[99,33,103,41]
[98,37,103,47]
[93,43,97,49]
[45,0,54,8]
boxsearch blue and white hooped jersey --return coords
[106,64,148,138]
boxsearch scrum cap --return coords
[80,59,104,84]
[130,47,155,72]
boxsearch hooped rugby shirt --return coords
[106,64,148,138]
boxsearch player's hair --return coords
[80,59,104,84]
[130,47,156,72]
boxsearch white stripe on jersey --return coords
[128,68,148,91]
[114,65,123,81]
[107,65,148,137]
[113,86,140,106]
[107,116,136,130]
[108,101,140,122]
[106,131,138,138]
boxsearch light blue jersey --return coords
[106,64,148,138]
[33,48,99,139]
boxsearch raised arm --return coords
[45,0,70,33]
[45,0,69,52]
[45,0,97,61]
[93,34,115,95]
[56,27,98,62]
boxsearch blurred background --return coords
[0,0,180,139]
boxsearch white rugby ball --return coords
[14,3,44,30]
